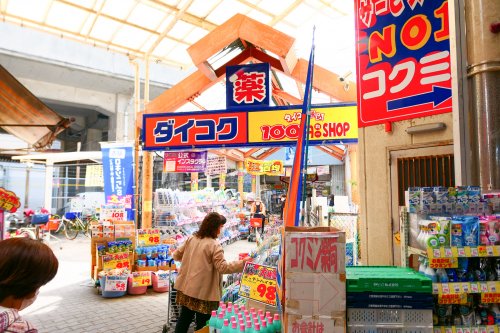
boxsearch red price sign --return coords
[438,293,466,304]
[430,258,457,269]
[0,187,21,213]
[481,292,500,304]
[238,262,278,306]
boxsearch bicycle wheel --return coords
[83,219,91,238]
[64,219,79,240]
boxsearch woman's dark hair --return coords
[194,212,226,239]
[0,238,59,302]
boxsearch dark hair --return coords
[0,238,59,302]
[194,212,226,239]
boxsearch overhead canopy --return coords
[0,65,71,149]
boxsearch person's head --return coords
[255,197,261,204]
[194,212,226,239]
[280,194,286,202]
[0,238,59,310]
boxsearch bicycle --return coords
[62,212,91,240]
[16,214,63,249]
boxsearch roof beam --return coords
[143,0,217,31]
[256,148,280,160]
[272,89,302,105]
[316,146,344,161]
[209,149,245,162]
[244,148,261,158]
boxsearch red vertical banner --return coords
[355,0,452,127]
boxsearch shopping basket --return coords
[250,217,262,228]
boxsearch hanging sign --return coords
[163,151,207,173]
[238,262,278,306]
[102,252,130,271]
[101,206,126,221]
[355,0,452,127]
[137,229,160,246]
[143,104,358,150]
[85,165,104,187]
[226,63,271,109]
[0,187,20,212]
[104,275,128,292]
[101,144,135,220]
[245,159,284,176]
[206,156,227,176]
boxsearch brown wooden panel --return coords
[0,65,70,148]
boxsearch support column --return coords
[44,161,54,213]
[191,173,199,191]
[219,174,226,190]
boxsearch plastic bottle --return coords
[273,314,281,333]
[216,312,225,333]
[230,321,238,333]
[424,263,437,282]
[222,319,231,333]
[254,323,261,332]
[266,316,274,333]
[418,256,426,275]
[239,324,246,333]
[209,310,218,333]
[489,303,500,325]
[246,320,254,333]
[261,319,269,333]
[436,268,449,283]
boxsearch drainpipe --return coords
[465,0,500,191]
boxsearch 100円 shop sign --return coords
[142,104,358,150]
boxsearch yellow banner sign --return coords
[137,229,161,246]
[102,252,130,271]
[245,159,284,176]
[238,262,278,306]
[248,105,358,144]
[132,271,152,287]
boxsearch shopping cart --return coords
[162,259,181,333]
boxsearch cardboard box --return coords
[285,227,346,274]
[284,313,346,333]
[285,272,346,316]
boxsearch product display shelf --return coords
[427,246,500,259]
[433,326,499,333]
[400,192,500,329]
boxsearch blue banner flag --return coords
[101,144,135,221]
[284,28,315,227]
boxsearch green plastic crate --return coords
[346,266,432,293]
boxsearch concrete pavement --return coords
[21,235,256,333]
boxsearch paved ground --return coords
[21,235,257,333]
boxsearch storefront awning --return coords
[0,65,71,150]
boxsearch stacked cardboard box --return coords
[283,227,346,333]
[90,220,136,280]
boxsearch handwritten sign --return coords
[0,187,20,213]
[104,275,128,292]
[285,232,345,274]
[438,293,467,305]
[102,252,130,271]
[481,293,500,304]
[137,229,160,246]
[238,262,278,306]
[206,156,227,176]
[429,258,457,269]
[132,271,151,287]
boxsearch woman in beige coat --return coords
[172,212,250,333]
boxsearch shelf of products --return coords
[153,188,243,249]
[433,326,499,333]
[401,186,500,328]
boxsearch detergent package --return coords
[451,219,464,247]
[408,187,421,213]
[433,187,449,214]
[421,187,434,213]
